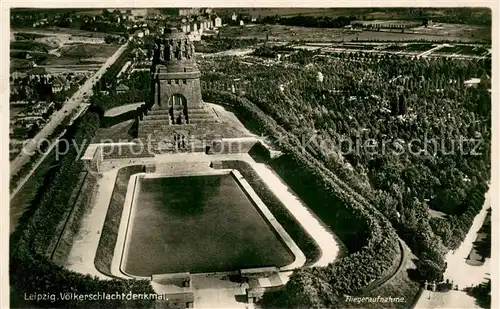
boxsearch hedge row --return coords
[95,165,145,276]
[10,112,154,309]
[204,90,400,307]
[51,172,99,266]
[220,160,322,265]
[431,181,489,249]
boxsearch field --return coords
[10,39,118,72]
[123,174,294,276]
[435,45,490,55]
[10,107,25,119]
[10,40,51,52]
[219,24,354,42]
[59,43,120,59]
[218,23,488,43]
[13,27,113,38]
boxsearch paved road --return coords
[64,169,116,280]
[10,104,89,234]
[414,189,491,309]
[417,43,449,57]
[200,48,255,58]
[10,42,129,177]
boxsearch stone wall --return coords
[211,138,258,154]
[157,77,204,109]
[145,164,156,173]
[82,145,103,173]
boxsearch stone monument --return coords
[138,28,218,153]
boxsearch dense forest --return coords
[203,90,400,308]
[200,51,491,304]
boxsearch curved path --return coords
[104,102,144,117]
[63,169,117,280]
[248,159,345,267]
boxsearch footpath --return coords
[414,189,491,309]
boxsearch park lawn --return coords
[60,43,120,59]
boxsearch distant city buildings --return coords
[118,9,148,21]
[215,16,222,27]
[351,20,423,29]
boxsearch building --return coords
[351,20,422,29]
[177,8,203,16]
[116,84,130,93]
[119,9,148,21]
[188,31,202,41]
[214,16,222,27]
[51,76,70,93]
[138,28,219,153]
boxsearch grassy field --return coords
[10,107,25,119]
[123,174,294,276]
[346,30,485,42]
[10,58,32,71]
[13,27,114,38]
[92,120,136,143]
[10,40,51,52]
[404,43,434,51]
[219,24,353,42]
[59,43,120,59]
[436,45,490,55]
[219,24,488,43]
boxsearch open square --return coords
[123,173,294,276]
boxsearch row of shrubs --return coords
[220,160,322,265]
[51,172,100,266]
[431,181,489,249]
[203,90,400,308]
[10,111,154,309]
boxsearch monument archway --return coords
[168,94,188,124]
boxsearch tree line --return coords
[10,111,155,308]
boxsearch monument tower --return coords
[138,28,218,153]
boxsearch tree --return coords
[417,259,443,282]
[468,280,491,308]
[283,269,332,309]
